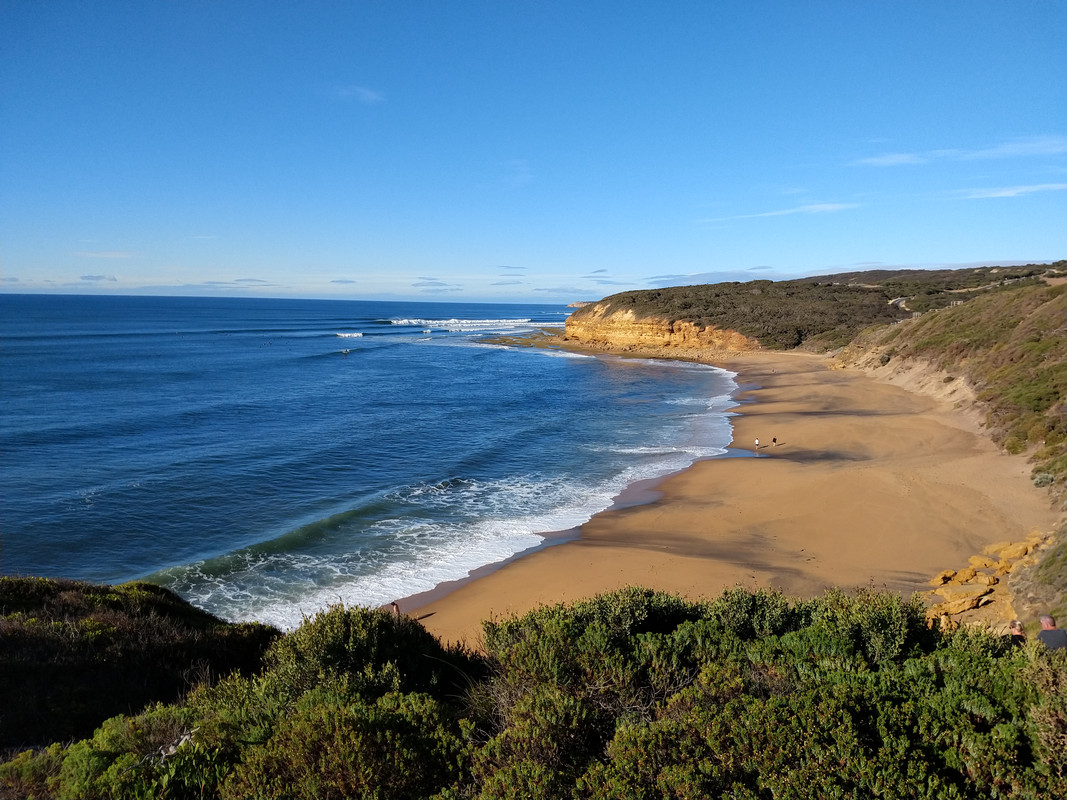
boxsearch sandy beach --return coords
[406,350,1060,647]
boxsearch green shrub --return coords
[0,743,64,800]
[807,588,932,666]
[6,586,1067,799]
[705,587,806,640]
[259,604,477,706]
[220,692,471,800]
[0,577,278,747]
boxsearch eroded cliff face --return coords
[564,304,759,353]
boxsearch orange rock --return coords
[930,595,987,615]
[953,567,978,583]
[982,540,1013,557]
[999,542,1030,560]
[935,583,992,603]
[929,569,956,586]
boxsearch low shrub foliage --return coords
[3,586,1066,799]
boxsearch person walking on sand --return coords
[1037,614,1067,650]
[772,437,777,446]
[754,438,759,449]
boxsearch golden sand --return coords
[405,351,1059,647]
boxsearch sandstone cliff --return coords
[564,304,760,354]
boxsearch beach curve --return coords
[405,349,1060,647]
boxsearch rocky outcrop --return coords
[564,304,759,353]
[924,533,1051,626]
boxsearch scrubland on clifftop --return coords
[4,584,1067,799]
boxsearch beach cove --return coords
[407,349,1060,646]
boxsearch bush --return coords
[0,743,64,799]
[220,692,471,800]
[0,577,278,748]
[258,604,480,706]
[5,587,1066,799]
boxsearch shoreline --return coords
[405,347,1060,647]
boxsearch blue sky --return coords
[2,1,1064,303]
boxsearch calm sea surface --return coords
[0,294,737,628]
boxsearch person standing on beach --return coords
[754,438,759,449]
[1037,615,1067,650]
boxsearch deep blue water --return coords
[0,294,737,628]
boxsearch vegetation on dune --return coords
[859,281,1066,492]
[3,584,1067,799]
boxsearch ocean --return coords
[0,294,738,629]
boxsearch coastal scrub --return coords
[3,586,1066,799]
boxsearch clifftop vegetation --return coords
[0,578,278,749]
[570,261,1064,350]
[4,582,1066,799]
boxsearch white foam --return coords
[389,318,564,334]
[177,470,655,629]
[168,361,741,630]
[335,332,363,338]
[247,433,724,628]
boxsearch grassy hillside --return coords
[3,588,1065,799]
[853,281,1066,489]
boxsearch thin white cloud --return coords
[854,135,1067,167]
[853,153,927,167]
[77,250,135,259]
[335,85,384,104]
[492,279,524,286]
[953,136,1067,160]
[964,183,1067,199]
[331,279,357,284]
[80,274,118,282]
[196,280,284,289]
[412,277,463,293]
[702,203,859,222]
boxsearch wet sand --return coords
[406,350,1059,647]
